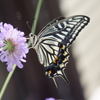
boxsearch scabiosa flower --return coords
[0,22,29,71]
[45,98,55,100]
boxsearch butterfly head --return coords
[29,33,38,48]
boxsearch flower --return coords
[0,22,29,71]
[45,97,55,100]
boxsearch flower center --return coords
[4,39,15,52]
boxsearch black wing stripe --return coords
[42,39,59,53]
[40,44,50,66]
[65,17,89,47]
[40,42,58,66]
[60,16,89,47]
[61,31,69,36]
[56,33,65,39]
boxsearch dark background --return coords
[0,0,84,100]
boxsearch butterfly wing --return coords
[35,15,90,83]
[36,38,70,83]
[38,15,90,48]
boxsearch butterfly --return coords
[29,15,90,85]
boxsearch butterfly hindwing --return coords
[37,38,60,66]
[37,39,70,83]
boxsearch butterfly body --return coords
[30,15,90,84]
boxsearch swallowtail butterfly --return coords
[29,15,90,85]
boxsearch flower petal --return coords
[0,22,29,71]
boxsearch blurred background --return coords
[0,0,100,100]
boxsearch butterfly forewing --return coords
[38,17,65,35]
[38,15,90,47]
[32,15,90,84]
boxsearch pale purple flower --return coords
[0,22,29,71]
[45,98,55,100]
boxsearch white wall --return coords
[59,0,100,100]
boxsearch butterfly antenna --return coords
[26,21,31,30]
[52,78,58,88]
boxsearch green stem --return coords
[31,0,42,33]
[0,0,42,99]
[28,0,42,47]
[0,65,16,100]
